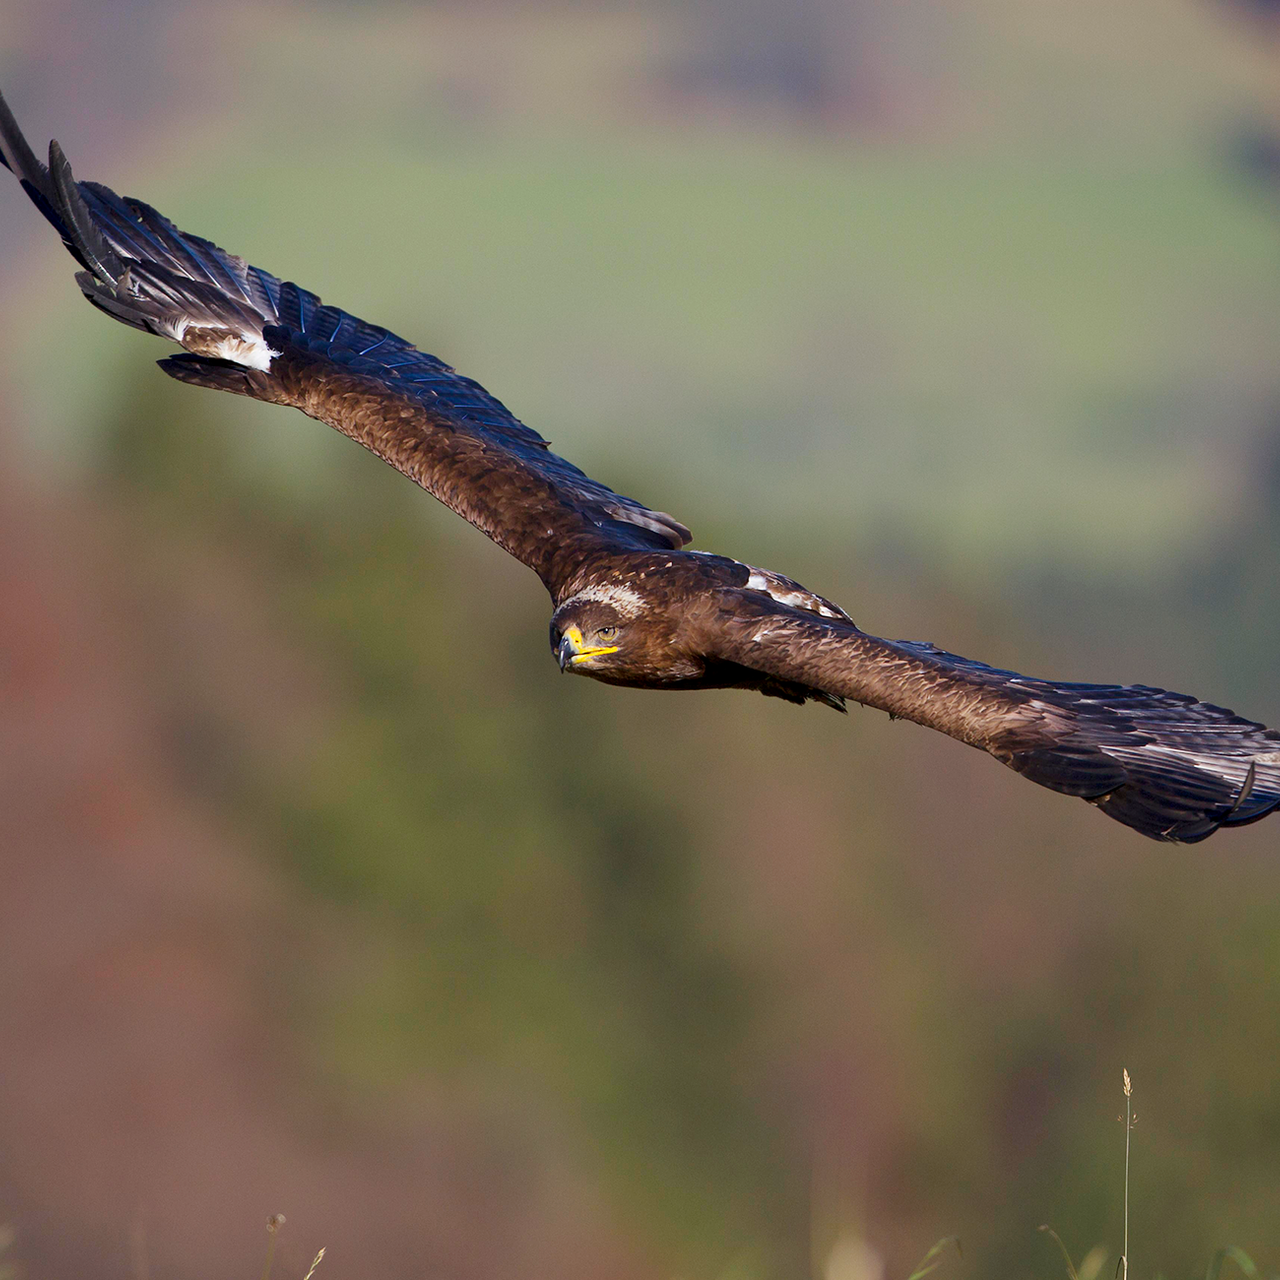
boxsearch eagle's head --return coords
[550,585,647,677]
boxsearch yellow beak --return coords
[558,625,619,670]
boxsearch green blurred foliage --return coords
[95,371,806,1274]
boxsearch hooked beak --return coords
[558,631,576,671]
[557,625,618,672]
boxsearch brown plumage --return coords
[3,88,1277,844]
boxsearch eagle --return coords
[2,88,1278,844]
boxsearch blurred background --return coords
[3,1,1280,1277]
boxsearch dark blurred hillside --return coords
[4,3,1280,1279]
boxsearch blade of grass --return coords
[260,1213,285,1280]
[905,1235,962,1280]
[1122,1069,1132,1280]
[1205,1246,1259,1280]
[1038,1225,1081,1280]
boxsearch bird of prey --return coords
[2,90,1277,844]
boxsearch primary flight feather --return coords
[3,88,1277,844]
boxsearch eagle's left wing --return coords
[707,596,1280,843]
[0,92,690,594]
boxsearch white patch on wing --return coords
[742,566,851,621]
[226,334,277,370]
[206,332,277,370]
[558,583,645,617]
[170,317,277,370]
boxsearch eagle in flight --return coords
[3,89,1278,844]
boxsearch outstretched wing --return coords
[708,597,1280,842]
[0,92,690,594]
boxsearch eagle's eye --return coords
[597,625,618,640]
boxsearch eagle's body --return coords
[3,88,1278,843]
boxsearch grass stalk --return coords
[260,1213,285,1280]
[1122,1069,1132,1280]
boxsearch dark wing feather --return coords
[0,92,690,592]
[708,601,1280,842]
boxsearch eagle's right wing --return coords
[0,91,690,595]
[708,597,1280,843]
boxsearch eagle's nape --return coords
[4,86,1278,846]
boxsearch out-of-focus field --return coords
[2,2,1280,1279]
